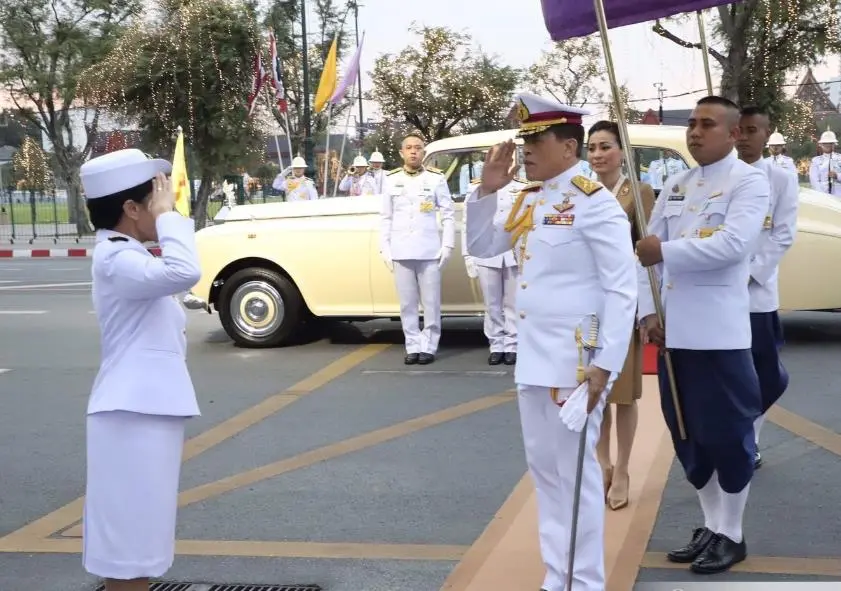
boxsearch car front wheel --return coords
[217,267,304,347]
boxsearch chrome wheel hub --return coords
[230,280,284,338]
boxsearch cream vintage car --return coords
[188,126,841,347]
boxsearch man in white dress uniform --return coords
[272,155,318,201]
[368,149,386,193]
[462,175,524,365]
[81,149,202,590]
[738,106,798,470]
[764,130,798,176]
[466,93,637,591]
[380,132,456,365]
[809,129,841,197]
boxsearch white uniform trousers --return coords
[477,265,518,353]
[393,259,442,354]
[518,384,608,591]
[83,410,186,580]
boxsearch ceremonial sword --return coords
[566,314,600,591]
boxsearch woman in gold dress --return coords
[586,120,656,510]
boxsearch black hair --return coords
[587,120,622,148]
[697,95,740,110]
[86,179,153,230]
[528,123,585,153]
[401,132,425,145]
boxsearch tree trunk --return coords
[65,170,89,237]
[193,173,214,231]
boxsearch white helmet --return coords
[352,154,368,168]
[369,150,385,163]
[819,130,838,145]
[767,131,786,146]
[291,156,307,168]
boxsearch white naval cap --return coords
[80,148,172,200]
[819,130,838,145]
[514,92,590,138]
[766,130,786,146]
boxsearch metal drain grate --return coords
[95,583,321,591]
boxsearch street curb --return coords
[0,247,162,258]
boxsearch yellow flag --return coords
[313,35,338,113]
[172,126,190,217]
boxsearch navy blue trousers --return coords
[658,349,761,493]
[750,311,789,413]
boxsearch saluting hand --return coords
[478,140,518,197]
[148,172,175,218]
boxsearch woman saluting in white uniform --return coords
[80,149,202,591]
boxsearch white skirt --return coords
[83,410,186,580]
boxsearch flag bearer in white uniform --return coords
[80,149,202,590]
[764,130,798,176]
[272,155,318,201]
[637,96,769,575]
[462,175,524,365]
[466,93,637,591]
[380,132,455,365]
[738,106,798,469]
[809,129,841,197]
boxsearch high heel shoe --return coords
[601,465,613,501]
[608,471,629,510]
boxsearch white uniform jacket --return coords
[764,154,797,176]
[638,153,770,350]
[89,212,202,417]
[461,178,523,269]
[748,158,799,313]
[465,162,638,388]
[369,168,385,194]
[273,170,318,201]
[339,172,378,196]
[380,167,456,261]
[809,153,841,196]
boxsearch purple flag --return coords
[541,0,737,41]
[330,33,365,106]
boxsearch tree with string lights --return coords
[607,84,644,124]
[526,35,605,108]
[0,0,141,235]
[653,1,841,120]
[369,25,520,142]
[81,0,266,229]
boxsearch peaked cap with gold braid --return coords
[514,92,590,138]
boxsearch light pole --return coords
[348,0,364,142]
[299,0,314,176]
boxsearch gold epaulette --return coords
[514,177,529,184]
[387,167,402,176]
[571,175,602,196]
[470,178,481,185]
[426,166,443,174]
[520,181,543,193]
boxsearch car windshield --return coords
[424,146,527,202]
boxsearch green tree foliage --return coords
[369,25,520,142]
[0,0,140,234]
[607,84,643,124]
[81,0,265,228]
[526,35,605,108]
[654,1,841,119]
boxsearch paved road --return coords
[0,258,839,590]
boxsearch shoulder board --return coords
[387,167,402,176]
[571,175,602,196]
[520,181,543,193]
[514,177,528,184]
[470,178,481,185]
[425,166,443,174]
[108,236,129,242]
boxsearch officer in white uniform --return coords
[809,129,841,197]
[764,130,798,176]
[738,107,799,469]
[380,132,455,365]
[368,149,386,193]
[80,149,202,588]
[459,156,484,195]
[272,155,318,201]
[338,154,377,196]
[637,96,769,575]
[646,155,689,191]
[462,174,524,365]
[466,93,637,591]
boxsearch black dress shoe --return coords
[404,353,419,365]
[667,527,715,563]
[488,352,504,365]
[418,353,435,365]
[754,450,763,469]
[690,533,747,574]
[503,352,517,365]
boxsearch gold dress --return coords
[607,177,655,405]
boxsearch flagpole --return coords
[592,0,686,441]
[273,133,284,170]
[281,110,294,163]
[322,105,333,196]
[696,10,714,94]
[333,85,357,198]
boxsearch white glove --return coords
[464,256,478,279]
[558,382,590,433]
[381,252,394,272]
[437,246,453,269]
